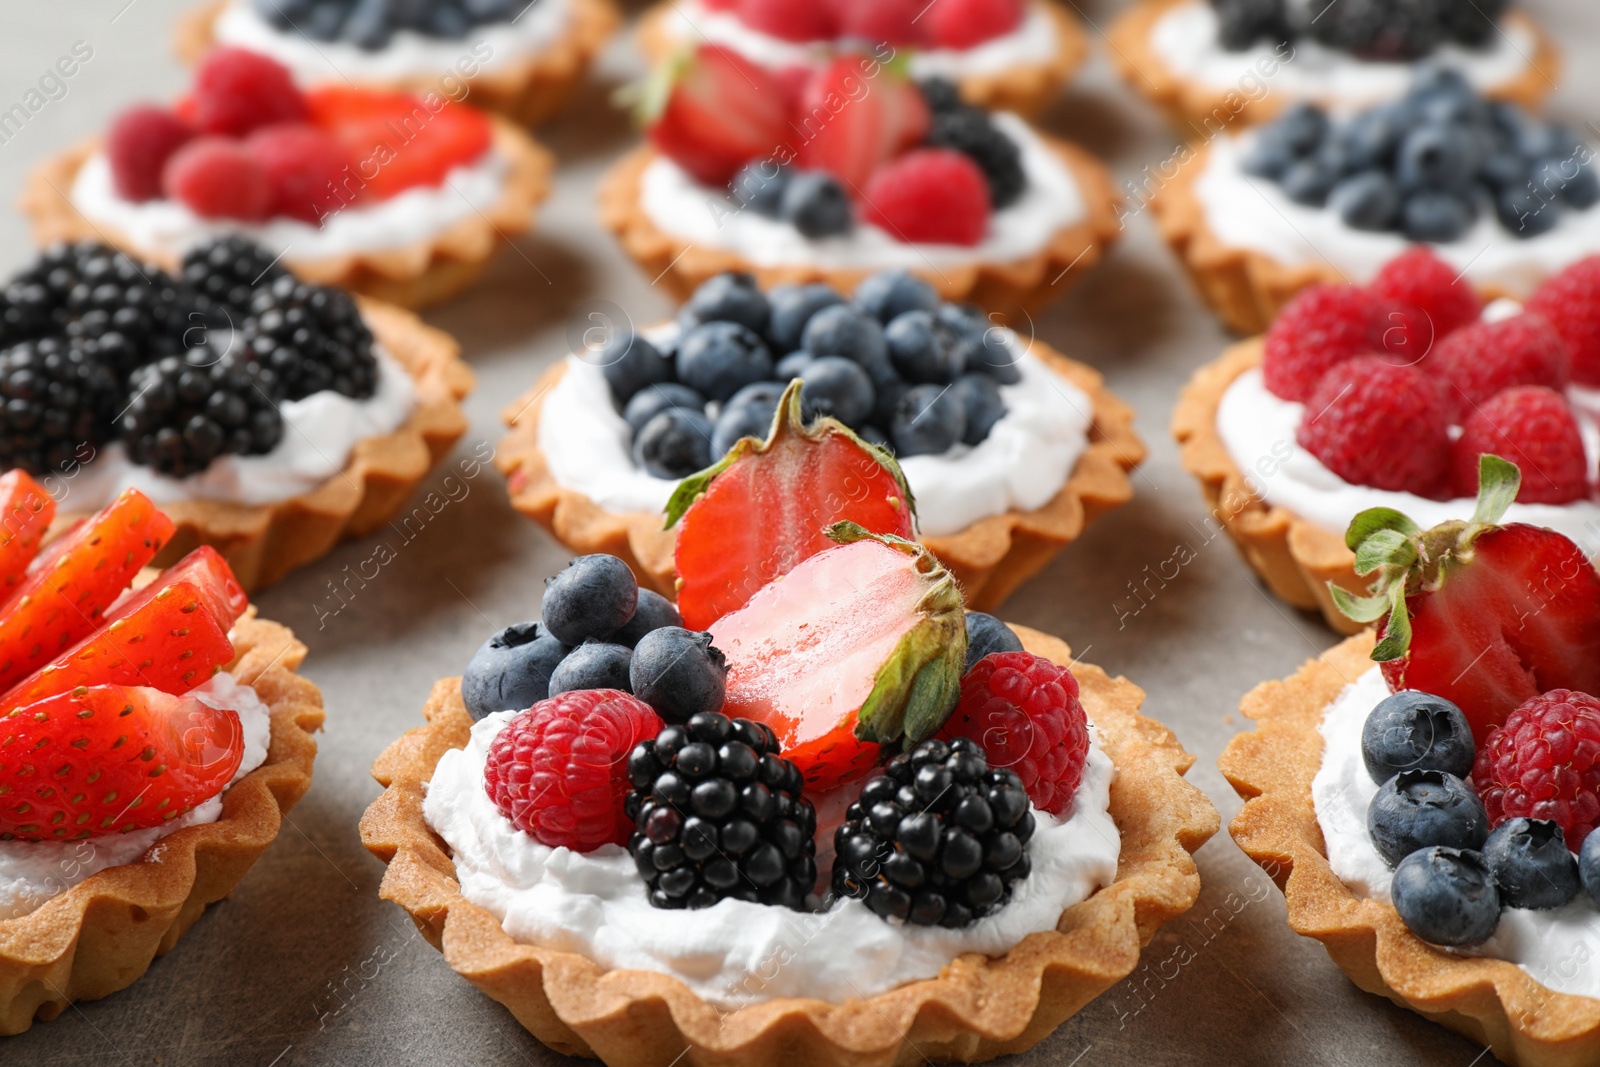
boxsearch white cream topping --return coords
[638,113,1085,271]
[0,672,272,920]
[424,710,1119,1008]
[537,329,1093,538]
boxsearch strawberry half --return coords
[796,55,930,193]
[666,380,915,631]
[306,85,491,199]
[637,45,791,187]
[0,470,56,594]
[1335,454,1600,742]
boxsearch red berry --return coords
[247,123,354,224]
[1429,313,1570,421]
[106,105,195,202]
[925,0,1026,48]
[483,689,663,851]
[735,0,836,41]
[796,57,930,192]
[192,47,308,137]
[1296,355,1451,496]
[646,45,792,187]
[1261,283,1378,401]
[1527,256,1600,386]
[1452,386,1590,504]
[838,0,923,45]
[1367,247,1481,341]
[1473,689,1600,851]
[861,148,990,246]
[162,137,275,221]
[938,651,1090,816]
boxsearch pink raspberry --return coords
[106,105,194,202]
[193,47,307,137]
[735,0,836,42]
[925,0,1026,48]
[246,123,353,224]
[861,149,991,246]
[1368,247,1481,341]
[162,137,274,221]
[1429,314,1571,421]
[1262,283,1378,401]
[1527,256,1600,386]
[1474,690,1600,851]
[1452,386,1590,504]
[1297,355,1452,497]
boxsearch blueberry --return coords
[1391,846,1501,947]
[781,172,853,238]
[548,641,634,696]
[854,270,941,324]
[1496,184,1563,238]
[1361,691,1476,784]
[711,402,772,457]
[730,162,790,218]
[891,383,967,457]
[871,376,910,429]
[622,383,706,434]
[675,321,773,402]
[633,408,714,478]
[1481,151,1531,191]
[1368,769,1489,867]
[724,379,785,419]
[593,331,673,407]
[1580,830,1600,904]
[951,374,1006,445]
[1401,190,1476,242]
[964,612,1022,671]
[802,304,888,366]
[303,3,346,39]
[1331,170,1401,231]
[775,351,812,380]
[460,621,569,720]
[798,356,874,426]
[1339,105,1407,170]
[937,304,1020,385]
[630,627,728,723]
[342,0,395,49]
[1397,125,1474,191]
[1279,159,1338,207]
[681,273,769,335]
[1482,818,1581,910]
[884,310,956,384]
[767,283,845,352]
[611,589,683,647]
[1241,134,1296,179]
[1275,103,1330,156]
[1534,156,1600,210]
[425,5,469,36]
[541,555,639,644]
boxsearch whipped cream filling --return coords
[70,148,508,262]
[211,0,574,82]
[0,672,272,920]
[537,329,1094,538]
[424,709,1119,1007]
[1314,667,1600,1000]
[62,348,416,511]
[638,113,1085,271]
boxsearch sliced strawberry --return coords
[667,381,915,631]
[641,45,792,187]
[0,684,242,840]
[306,86,491,200]
[796,56,930,192]
[0,470,56,594]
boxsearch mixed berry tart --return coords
[1220,458,1600,1067]
[599,46,1121,314]
[636,0,1088,118]
[0,237,471,590]
[174,0,620,128]
[0,482,323,1033]
[21,47,551,309]
[1174,248,1600,632]
[1152,71,1600,333]
[1110,0,1557,132]
[498,269,1142,611]
[362,479,1215,1064]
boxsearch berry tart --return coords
[362,515,1215,1064]
[1220,458,1600,1067]
[1152,71,1600,333]
[635,0,1088,118]
[22,48,551,309]
[174,0,619,128]
[1109,0,1557,132]
[1174,248,1600,633]
[498,269,1142,611]
[599,46,1121,315]
[0,237,471,590]
[0,480,323,1033]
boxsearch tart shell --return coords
[19,118,553,310]
[597,137,1123,318]
[1220,632,1600,1067]
[360,625,1217,1067]
[0,611,324,1034]
[174,0,621,128]
[497,338,1144,611]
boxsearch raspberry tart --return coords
[1174,248,1600,632]
[174,0,619,128]
[1109,0,1557,132]
[636,0,1088,118]
[22,48,551,309]
[600,46,1121,314]
[499,269,1141,611]
[362,505,1215,1065]
[1220,458,1600,1067]
[1152,71,1599,333]
[0,237,471,590]
[0,481,323,1033]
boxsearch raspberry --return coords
[735,0,836,42]
[1428,314,1570,421]
[1473,690,1600,851]
[193,47,307,137]
[861,149,991,246]
[483,690,664,852]
[162,137,274,221]
[246,123,354,224]
[925,0,1026,48]
[838,0,924,45]
[1527,256,1600,386]
[1262,283,1378,401]
[1452,386,1590,504]
[106,105,194,202]
[938,651,1090,817]
[1368,247,1481,341]
[1296,355,1451,496]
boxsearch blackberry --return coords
[626,712,817,911]
[916,77,966,115]
[241,274,378,401]
[1308,0,1445,61]
[924,108,1026,210]
[832,738,1034,927]
[1211,0,1291,51]
[0,336,122,475]
[120,348,284,477]
[181,237,290,320]
[1442,0,1508,48]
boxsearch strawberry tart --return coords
[0,481,323,1033]
[1175,248,1600,632]
[636,0,1088,118]
[362,472,1215,1065]
[600,46,1121,315]
[1221,459,1600,1067]
[174,0,620,128]
[22,48,551,309]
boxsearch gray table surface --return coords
[2,1,1591,1063]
